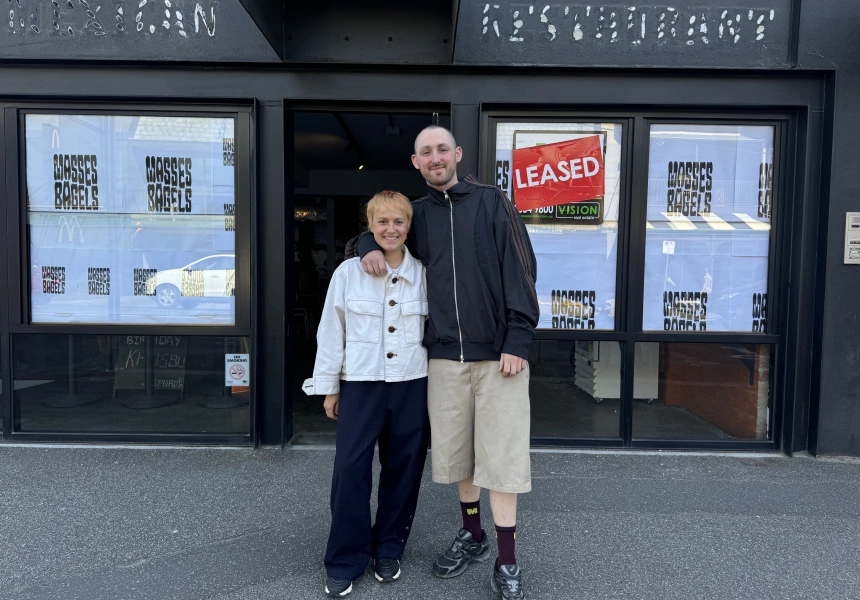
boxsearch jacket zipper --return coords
[446,191,465,363]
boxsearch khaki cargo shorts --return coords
[428,359,531,493]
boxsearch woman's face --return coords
[371,207,410,254]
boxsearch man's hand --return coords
[499,353,527,377]
[323,394,340,420]
[361,250,387,276]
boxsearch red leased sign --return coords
[512,135,605,212]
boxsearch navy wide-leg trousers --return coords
[324,377,430,580]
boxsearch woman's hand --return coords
[323,394,340,420]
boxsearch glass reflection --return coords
[633,343,771,440]
[13,334,250,434]
[494,122,623,330]
[643,125,774,332]
[529,340,623,439]
[25,114,236,325]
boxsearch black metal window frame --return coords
[482,108,795,451]
[1,101,256,445]
[0,108,7,440]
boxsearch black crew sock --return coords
[495,524,516,568]
[460,500,483,542]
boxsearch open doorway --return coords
[290,108,450,444]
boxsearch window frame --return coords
[483,111,635,337]
[634,116,786,338]
[0,106,7,439]
[4,102,255,444]
[626,114,790,449]
[482,108,792,450]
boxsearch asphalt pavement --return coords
[1,445,859,600]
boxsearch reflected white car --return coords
[148,254,235,308]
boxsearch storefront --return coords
[0,0,855,455]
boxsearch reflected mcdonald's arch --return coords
[57,215,84,243]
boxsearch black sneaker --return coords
[491,563,525,600]
[374,557,401,582]
[324,575,353,597]
[432,528,491,578]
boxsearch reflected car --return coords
[148,254,235,308]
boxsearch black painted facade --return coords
[0,0,856,455]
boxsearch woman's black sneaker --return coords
[432,528,491,578]
[374,557,401,582]
[491,563,525,600]
[324,576,353,597]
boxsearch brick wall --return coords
[662,343,770,439]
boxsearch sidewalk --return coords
[1,445,859,600]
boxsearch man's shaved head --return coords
[411,125,463,190]
[414,125,456,154]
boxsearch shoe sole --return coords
[324,582,353,597]
[432,548,491,579]
[374,566,401,583]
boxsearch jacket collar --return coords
[387,245,421,284]
[426,178,475,205]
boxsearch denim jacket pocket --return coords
[400,300,429,345]
[346,299,383,343]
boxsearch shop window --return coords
[632,343,772,440]
[12,334,250,434]
[493,122,623,331]
[529,340,625,439]
[643,125,774,332]
[25,114,236,325]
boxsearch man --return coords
[356,125,538,600]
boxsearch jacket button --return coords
[388,326,396,333]
[389,299,397,307]
[387,352,394,359]
[392,277,399,284]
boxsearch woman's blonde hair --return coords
[366,190,412,230]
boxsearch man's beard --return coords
[423,164,455,187]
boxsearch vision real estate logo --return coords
[53,154,99,210]
[146,156,193,213]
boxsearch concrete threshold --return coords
[0,442,789,460]
[0,442,252,450]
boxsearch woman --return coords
[302,190,430,597]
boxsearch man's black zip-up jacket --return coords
[356,177,539,362]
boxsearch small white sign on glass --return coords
[225,354,250,387]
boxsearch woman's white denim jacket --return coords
[302,246,428,396]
